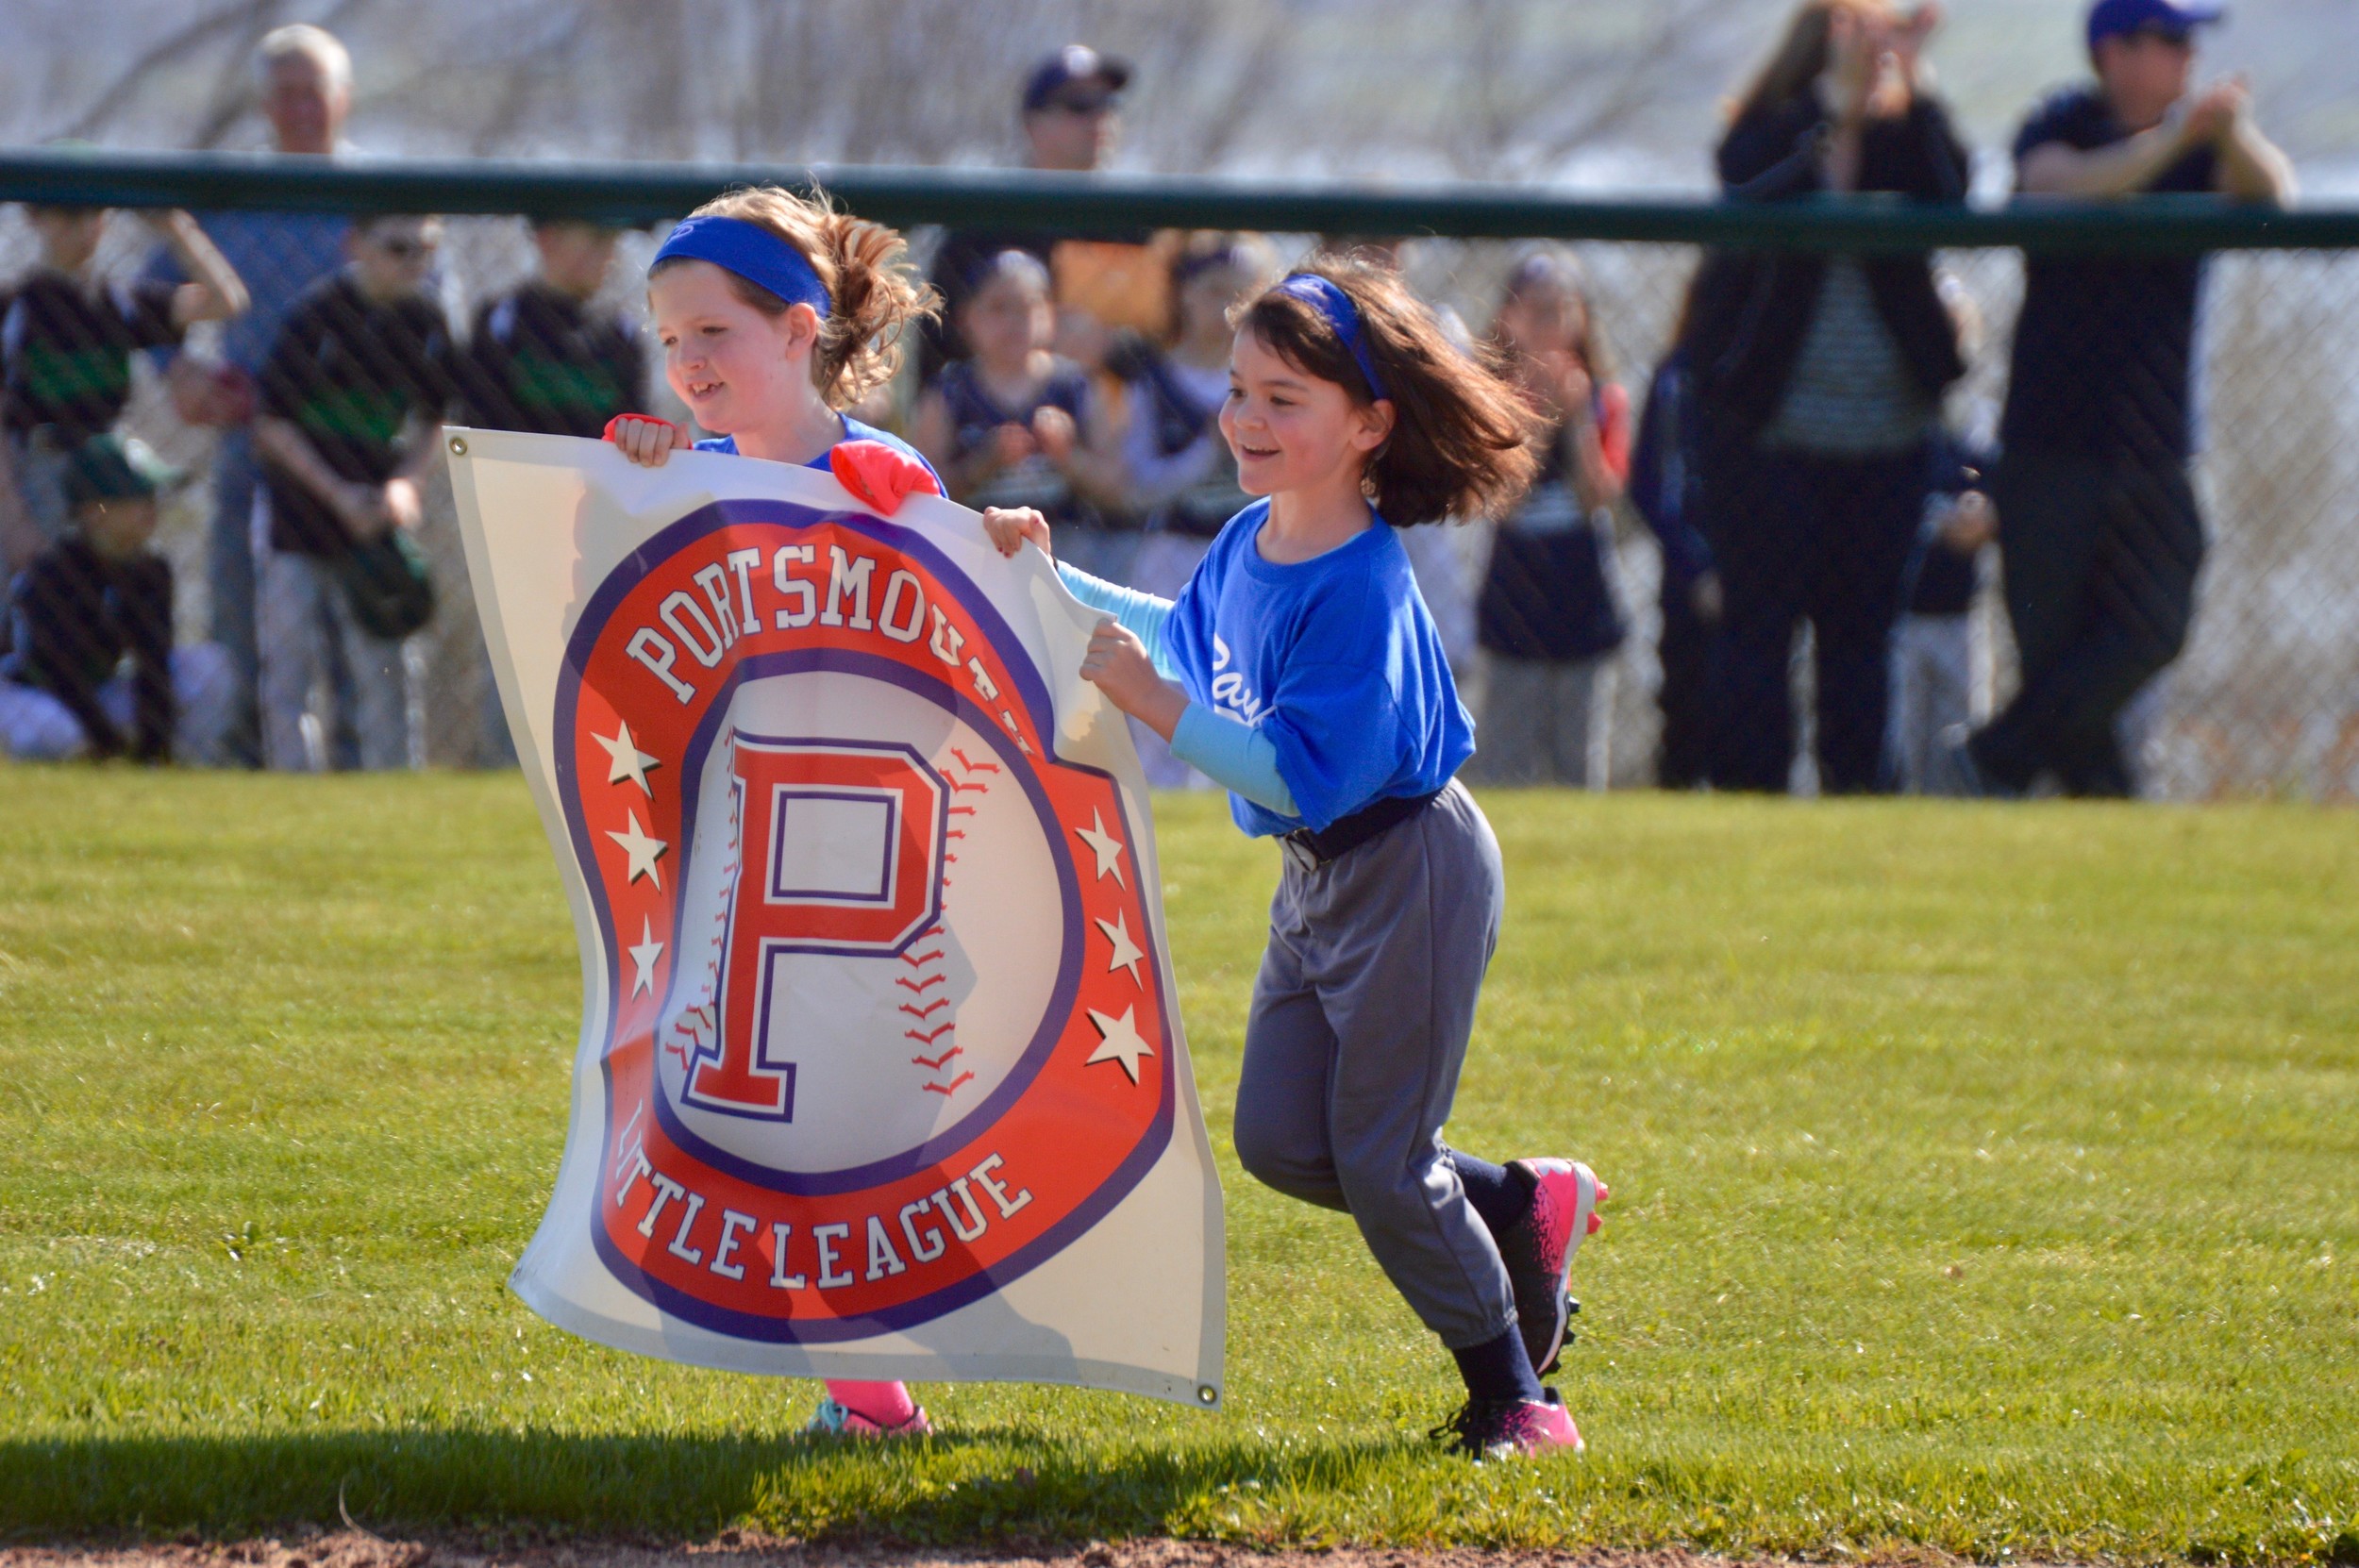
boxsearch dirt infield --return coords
[0,1536,1825,1568]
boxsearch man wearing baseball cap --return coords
[1019,45,1132,171]
[922,45,1163,386]
[1947,0,2292,797]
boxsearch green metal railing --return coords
[3,145,2356,254]
[5,144,2355,796]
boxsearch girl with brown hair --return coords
[981,256,1610,1460]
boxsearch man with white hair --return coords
[147,24,358,765]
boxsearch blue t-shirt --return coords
[1164,499,1474,837]
[694,415,941,486]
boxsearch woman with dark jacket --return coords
[1686,0,1968,793]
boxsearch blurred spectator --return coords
[0,442,26,574]
[910,249,1129,577]
[1472,251,1631,789]
[0,434,232,764]
[920,46,1174,382]
[1888,439,1997,791]
[252,214,453,773]
[1626,281,1723,791]
[1688,0,1968,794]
[457,219,644,438]
[1114,234,1274,585]
[5,201,246,570]
[145,23,360,764]
[1884,274,1999,792]
[1953,0,2294,797]
[455,217,644,767]
[1110,231,1275,784]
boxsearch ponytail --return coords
[1232,256,1543,525]
[656,184,937,409]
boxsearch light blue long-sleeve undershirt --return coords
[1056,560,1299,818]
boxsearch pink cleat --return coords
[1433,1389,1585,1459]
[809,1379,932,1438]
[1500,1159,1607,1376]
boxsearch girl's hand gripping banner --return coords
[448,429,1224,1406]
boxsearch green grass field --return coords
[1,770,2353,1559]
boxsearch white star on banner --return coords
[627,917,663,997]
[1074,809,1128,887]
[1095,909,1146,989]
[1085,1005,1155,1084]
[595,721,661,795]
[606,809,667,889]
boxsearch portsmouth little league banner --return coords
[447,429,1224,1407]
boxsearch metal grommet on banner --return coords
[1197,1384,1219,1406]
[447,435,468,458]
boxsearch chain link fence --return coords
[2,158,2355,797]
[1403,238,2359,801]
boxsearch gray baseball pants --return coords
[1231,778,1517,1350]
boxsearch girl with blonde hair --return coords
[608,184,943,1439]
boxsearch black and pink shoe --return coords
[1432,1388,1585,1459]
[1499,1159,1606,1376]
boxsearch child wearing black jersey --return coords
[0,434,232,764]
[3,202,245,569]
[251,213,455,772]
[459,219,645,439]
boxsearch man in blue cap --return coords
[1949,0,2292,797]
[921,46,1159,384]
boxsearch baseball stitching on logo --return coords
[663,779,741,1070]
[902,744,1002,1099]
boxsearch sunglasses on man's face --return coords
[375,236,436,260]
[1044,92,1115,117]
[2131,23,2196,47]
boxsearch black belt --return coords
[1280,787,1445,873]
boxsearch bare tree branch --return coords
[185,0,291,152]
[1431,0,1736,179]
[1174,20,1288,171]
[59,0,277,141]
[464,11,592,158]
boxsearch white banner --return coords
[449,429,1224,1407]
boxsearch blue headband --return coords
[653,214,831,317]
[1275,273,1388,401]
